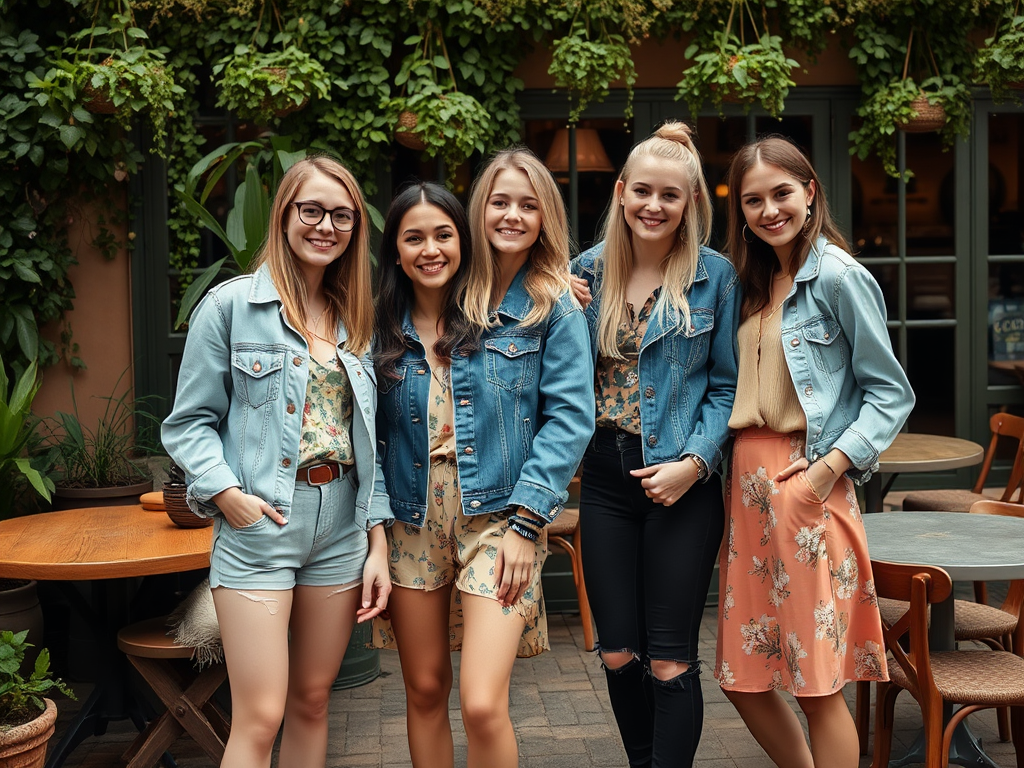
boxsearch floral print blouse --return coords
[298,356,354,467]
[594,292,657,435]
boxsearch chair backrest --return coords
[968,500,1024,621]
[975,413,1024,501]
[871,560,952,713]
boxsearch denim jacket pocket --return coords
[664,309,714,373]
[484,334,541,391]
[800,316,845,374]
[230,346,286,408]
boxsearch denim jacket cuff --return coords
[185,463,242,517]
[508,481,568,524]
[681,434,723,476]
[831,430,879,486]
[364,495,395,530]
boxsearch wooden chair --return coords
[117,616,230,768]
[902,412,1024,512]
[871,560,1024,768]
[546,478,594,651]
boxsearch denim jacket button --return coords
[790,338,800,347]
[823,332,830,340]
[470,500,481,508]
[464,446,474,454]
[412,417,421,423]
[644,386,655,398]
[647,435,657,447]
[282,458,292,468]
[252,361,262,373]
[293,356,302,366]
[413,462,422,468]
[804,386,813,396]
[459,399,470,406]
[416,369,426,375]
[286,403,296,414]
[412,512,421,519]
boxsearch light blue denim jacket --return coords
[161,265,393,531]
[778,236,915,483]
[571,244,741,474]
[377,267,595,527]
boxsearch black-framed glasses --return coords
[292,201,359,232]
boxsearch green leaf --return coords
[57,124,85,149]
[174,258,228,329]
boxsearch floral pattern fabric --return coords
[298,356,354,467]
[715,427,888,695]
[594,293,657,435]
[374,368,548,657]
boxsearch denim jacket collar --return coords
[493,265,534,322]
[247,264,349,346]
[793,235,827,285]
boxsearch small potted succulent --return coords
[0,630,75,768]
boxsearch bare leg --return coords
[797,689,860,768]
[388,585,456,768]
[212,588,294,768]
[279,583,361,766]
[723,688,815,768]
[459,593,526,768]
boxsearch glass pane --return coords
[907,262,955,320]
[904,327,955,436]
[866,264,898,322]
[755,115,813,157]
[906,132,955,257]
[987,279,1024,385]
[989,113,1024,256]
[851,154,896,258]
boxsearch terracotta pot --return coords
[394,111,427,150]
[0,698,57,768]
[52,479,154,511]
[897,94,946,133]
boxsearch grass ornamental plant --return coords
[0,630,74,731]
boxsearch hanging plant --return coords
[213,45,330,126]
[976,3,1024,103]
[385,23,497,176]
[548,18,636,124]
[676,0,798,118]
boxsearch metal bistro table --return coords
[0,505,212,768]
[864,433,985,514]
[864,511,1024,767]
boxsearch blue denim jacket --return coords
[779,236,915,483]
[161,265,393,531]
[377,267,595,527]
[571,244,741,474]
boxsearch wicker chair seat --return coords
[954,599,1018,640]
[888,650,1024,706]
[901,489,989,512]
[877,597,926,629]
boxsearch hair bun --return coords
[654,121,695,145]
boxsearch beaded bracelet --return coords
[509,513,544,531]
[508,521,539,542]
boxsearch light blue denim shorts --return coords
[209,471,368,590]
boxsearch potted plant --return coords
[0,630,74,768]
[976,4,1024,104]
[0,357,54,521]
[385,22,496,175]
[43,371,157,509]
[548,18,636,124]
[38,6,183,153]
[213,45,330,126]
[676,0,799,118]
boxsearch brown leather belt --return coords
[295,461,351,486]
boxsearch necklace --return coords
[306,305,335,345]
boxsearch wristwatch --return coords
[687,454,708,481]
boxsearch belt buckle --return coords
[306,463,334,486]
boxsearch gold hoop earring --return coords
[742,223,755,244]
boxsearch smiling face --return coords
[616,155,691,252]
[396,202,462,302]
[483,168,543,266]
[284,170,355,278]
[739,160,816,263]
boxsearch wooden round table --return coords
[864,433,986,514]
[0,505,212,768]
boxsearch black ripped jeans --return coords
[580,428,724,768]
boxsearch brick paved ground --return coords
[53,594,1017,768]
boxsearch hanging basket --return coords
[394,110,427,150]
[81,62,117,115]
[260,68,309,119]
[897,94,946,133]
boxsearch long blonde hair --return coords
[252,155,374,356]
[597,121,713,359]
[467,147,571,328]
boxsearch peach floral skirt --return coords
[715,427,888,696]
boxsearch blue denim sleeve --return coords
[682,270,741,475]
[160,292,241,516]
[831,264,915,477]
[360,351,394,529]
[507,303,596,523]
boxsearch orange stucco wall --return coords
[33,192,135,431]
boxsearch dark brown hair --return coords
[725,136,850,320]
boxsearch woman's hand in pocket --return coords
[775,458,836,501]
[213,486,286,529]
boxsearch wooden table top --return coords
[878,433,985,474]
[0,505,212,581]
